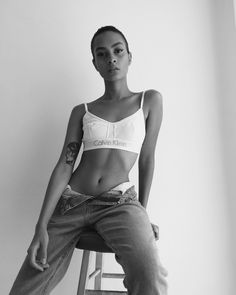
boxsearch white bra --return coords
[82,91,146,154]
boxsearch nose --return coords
[107,54,117,64]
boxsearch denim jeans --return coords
[9,182,168,295]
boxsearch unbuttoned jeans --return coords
[9,184,168,295]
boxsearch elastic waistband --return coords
[83,139,140,154]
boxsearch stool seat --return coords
[76,229,113,253]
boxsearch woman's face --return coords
[92,31,132,81]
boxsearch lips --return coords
[108,67,119,73]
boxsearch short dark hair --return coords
[91,25,130,59]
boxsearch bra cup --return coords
[115,121,135,140]
[87,121,108,139]
[83,116,108,140]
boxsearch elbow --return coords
[138,153,155,168]
[53,161,73,178]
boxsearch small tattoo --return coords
[65,142,79,166]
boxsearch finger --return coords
[40,242,48,265]
[43,263,50,269]
[36,260,50,269]
[28,246,44,272]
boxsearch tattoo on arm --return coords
[65,142,79,166]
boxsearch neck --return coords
[103,78,132,101]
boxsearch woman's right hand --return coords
[27,226,50,272]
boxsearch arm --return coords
[36,104,84,228]
[27,104,84,271]
[138,90,163,209]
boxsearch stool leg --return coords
[94,252,103,290]
[77,250,91,295]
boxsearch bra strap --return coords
[84,103,88,112]
[140,91,145,109]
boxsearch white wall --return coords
[0,0,235,294]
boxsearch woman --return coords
[9,26,168,295]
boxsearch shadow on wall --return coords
[214,0,236,266]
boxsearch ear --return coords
[92,58,99,71]
[128,52,132,65]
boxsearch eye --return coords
[115,48,124,54]
[96,52,104,57]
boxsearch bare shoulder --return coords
[70,103,86,120]
[144,89,163,107]
[143,89,163,119]
[71,103,86,114]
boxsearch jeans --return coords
[9,182,168,295]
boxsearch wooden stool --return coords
[76,229,127,295]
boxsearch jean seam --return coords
[42,236,78,294]
[94,228,118,255]
[84,202,90,225]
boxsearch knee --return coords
[124,256,168,295]
[125,270,168,295]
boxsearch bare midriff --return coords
[68,148,138,196]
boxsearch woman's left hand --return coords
[151,223,159,240]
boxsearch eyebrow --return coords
[95,42,125,52]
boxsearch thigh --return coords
[45,198,88,263]
[94,201,156,259]
[94,201,168,288]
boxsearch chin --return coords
[103,73,127,82]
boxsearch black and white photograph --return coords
[1,1,236,294]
